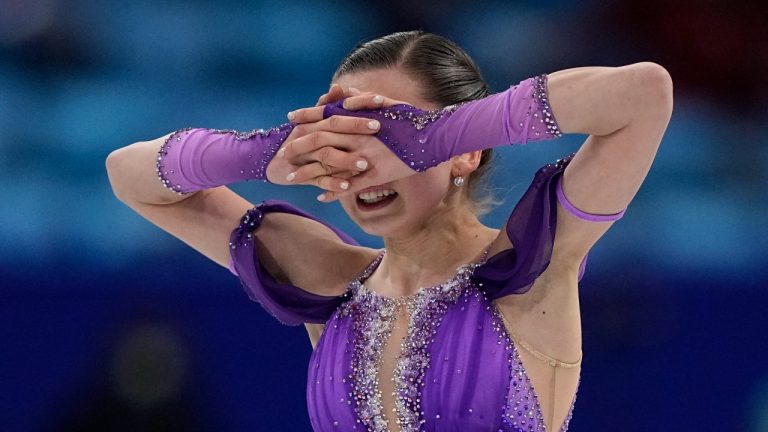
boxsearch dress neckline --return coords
[348,243,494,303]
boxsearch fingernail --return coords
[342,100,350,109]
[287,111,295,121]
[373,95,383,104]
[367,120,380,130]
[278,147,286,158]
[286,172,296,182]
[356,160,368,170]
[340,181,349,190]
[317,193,326,201]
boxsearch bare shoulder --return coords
[253,211,380,297]
[286,242,378,296]
[303,246,381,350]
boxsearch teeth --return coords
[357,189,397,203]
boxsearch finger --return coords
[316,188,349,202]
[342,94,386,110]
[316,93,330,107]
[317,191,336,202]
[290,149,368,181]
[317,185,359,202]
[315,84,332,106]
[287,105,324,124]
[282,129,376,160]
[328,84,346,101]
[313,175,352,193]
[318,169,382,202]
[316,84,345,106]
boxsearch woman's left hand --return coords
[287,88,419,202]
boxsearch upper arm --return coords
[110,137,370,298]
[548,64,673,263]
[483,64,673,281]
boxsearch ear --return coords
[451,150,483,177]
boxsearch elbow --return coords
[628,62,674,121]
[105,147,131,202]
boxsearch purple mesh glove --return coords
[155,123,294,195]
[322,74,562,172]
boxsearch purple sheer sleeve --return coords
[227,199,358,326]
[156,124,294,195]
[474,152,590,299]
[322,74,561,172]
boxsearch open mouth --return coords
[356,189,398,211]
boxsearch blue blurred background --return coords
[1,0,767,431]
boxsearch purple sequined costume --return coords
[227,152,597,431]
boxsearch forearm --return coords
[107,133,194,205]
[107,123,293,205]
[546,62,673,137]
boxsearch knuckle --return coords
[320,176,333,190]
[328,115,340,129]
[309,131,322,149]
[318,146,332,164]
[293,124,306,137]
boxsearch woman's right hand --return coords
[265,85,377,193]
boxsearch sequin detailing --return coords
[338,248,499,431]
[156,127,194,195]
[375,103,466,173]
[228,203,265,251]
[489,301,548,431]
[531,74,563,138]
[379,102,467,131]
[322,247,579,432]
[155,123,294,195]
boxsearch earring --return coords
[453,175,464,187]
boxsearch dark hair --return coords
[332,30,499,216]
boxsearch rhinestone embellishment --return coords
[531,74,563,138]
[337,248,490,431]
[155,123,293,195]
[155,127,194,195]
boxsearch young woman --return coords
[106,31,672,431]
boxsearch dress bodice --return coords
[225,152,586,431]
[306,250,578,432]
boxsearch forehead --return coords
[333,68,438,110]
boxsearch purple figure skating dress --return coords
[226,148,627,431]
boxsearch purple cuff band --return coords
[556,175,626,222]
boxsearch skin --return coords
[296,68,500,295]
[106,59,673,432]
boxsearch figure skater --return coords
[106,30,673,431]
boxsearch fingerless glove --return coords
[155,123,294,195]
[322,74,562,172]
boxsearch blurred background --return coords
[1,0,767,431]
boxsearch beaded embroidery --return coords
[155,127,194,195]
[490,300,579,432]
[332,245,579,432]
[531,74,563,139]
[374,102,467,172]
[338,248,497,431]
[379,102,467,131]
[155,123,293,195]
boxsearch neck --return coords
[376,207,498,296]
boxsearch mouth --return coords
[356,188,398,211]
